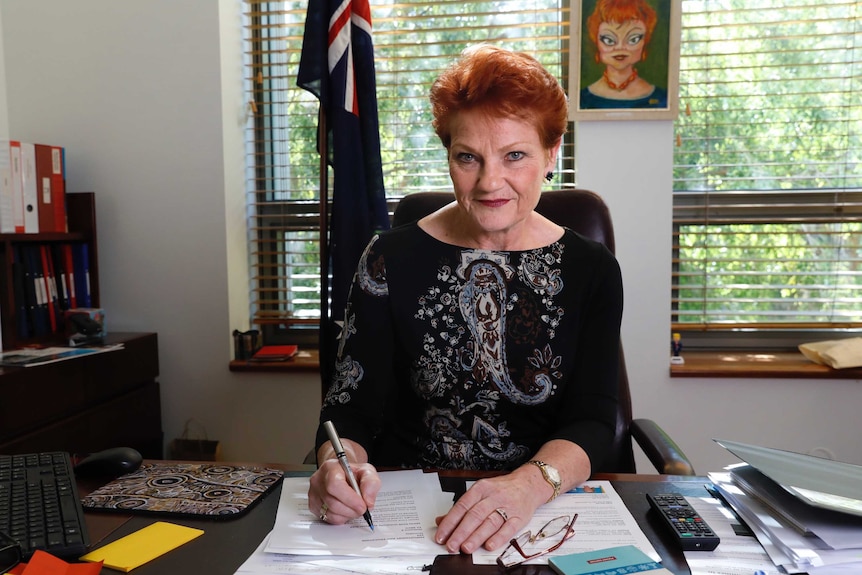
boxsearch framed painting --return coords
[569,0,681,121]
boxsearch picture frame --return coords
[569,0,681,121]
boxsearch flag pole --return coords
[318,109,331,401]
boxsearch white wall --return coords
[1,1,859,472]
[0,0,320,465]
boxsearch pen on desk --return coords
[323,420,375,531]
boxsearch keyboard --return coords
[0,452,89,559]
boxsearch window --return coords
[672,0,862,348]
[243,0,576,344]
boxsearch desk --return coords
[81,467,707,575]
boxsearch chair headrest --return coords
[392,189,616,254]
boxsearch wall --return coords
[1,1,859,473]
[0,0,320,465]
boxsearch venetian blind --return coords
[243,0,575,336]
[672,0,862,334]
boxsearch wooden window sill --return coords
[227,349,861,379]
[671,350,862,379]
[229,349,320,372]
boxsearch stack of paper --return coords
[709,439,862,574]
[236,469,451,574]
[235,472,663,575]
[470,480,661,566]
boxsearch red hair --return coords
[586,0,658,48]
[429,45,568,150]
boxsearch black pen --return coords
[323,420,375,530]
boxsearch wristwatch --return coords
[528,460,561,502]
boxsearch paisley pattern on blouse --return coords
[325,236,569,470]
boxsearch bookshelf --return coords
[0,192,100,350]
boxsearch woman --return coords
[308,44,623,556]
[580,0,668,109]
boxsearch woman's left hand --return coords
[433,470,545,554]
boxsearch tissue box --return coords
[65,308,107,346]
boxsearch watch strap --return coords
[528,460,561,502]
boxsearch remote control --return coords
[646,493,720,551]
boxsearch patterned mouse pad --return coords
[80,462,284,520]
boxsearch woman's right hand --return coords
[307,455,381,525]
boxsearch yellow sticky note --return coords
[79,521,204,572]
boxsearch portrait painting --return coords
[569,0,681,121]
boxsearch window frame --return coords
[244,0,578,347]
[670,0,862,349]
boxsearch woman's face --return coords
[597,19,647,71]
[447,109,556,245]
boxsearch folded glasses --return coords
[496,513,578,568]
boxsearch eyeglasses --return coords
[0,531,22,575]
[496,514,578,568]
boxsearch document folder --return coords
[715,438,862,517]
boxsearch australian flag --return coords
[298,0,389,383]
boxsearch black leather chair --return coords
[392,189,696,475]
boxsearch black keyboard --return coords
[0,452,89,559]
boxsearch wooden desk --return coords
[80,467,706,575]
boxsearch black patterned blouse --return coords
[316,223,623,471]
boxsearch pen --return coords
[323,420,375,530]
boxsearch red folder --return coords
[250,345,299,361]
[34,144,66,233]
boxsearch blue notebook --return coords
[549,545,671,575]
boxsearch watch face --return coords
[545,465,561,485]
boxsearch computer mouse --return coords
[73,446,143,479]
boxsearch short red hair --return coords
[586,0,658,48]
[429,45,568,150]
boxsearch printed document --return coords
[237,532,435,574]
[471,480,660,565]
[265,469,451,557]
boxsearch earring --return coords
[544,171,554,182]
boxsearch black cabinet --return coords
[0,332,162,458]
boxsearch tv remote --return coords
[646,493,720,551]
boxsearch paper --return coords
[714,439,862,516]
[709,472,862,573]
[730,464,862,549]
[264,469,452,558]
[236,531,435,574]
[471,480,660,565]
[799,337,862,369]
[79,521,204,572]
[6,550,102,575]
[0,344,123,368]
[683,493,782,575]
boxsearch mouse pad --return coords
[80,462,284,520]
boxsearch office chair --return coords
[392,189,696,475]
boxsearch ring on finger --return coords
[494,508,508,522]
[320,502,329,522]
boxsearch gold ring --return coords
[320,502,329,522]
[494,508,508,522]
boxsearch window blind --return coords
[243,0,575,338]
[672,0,862,333]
